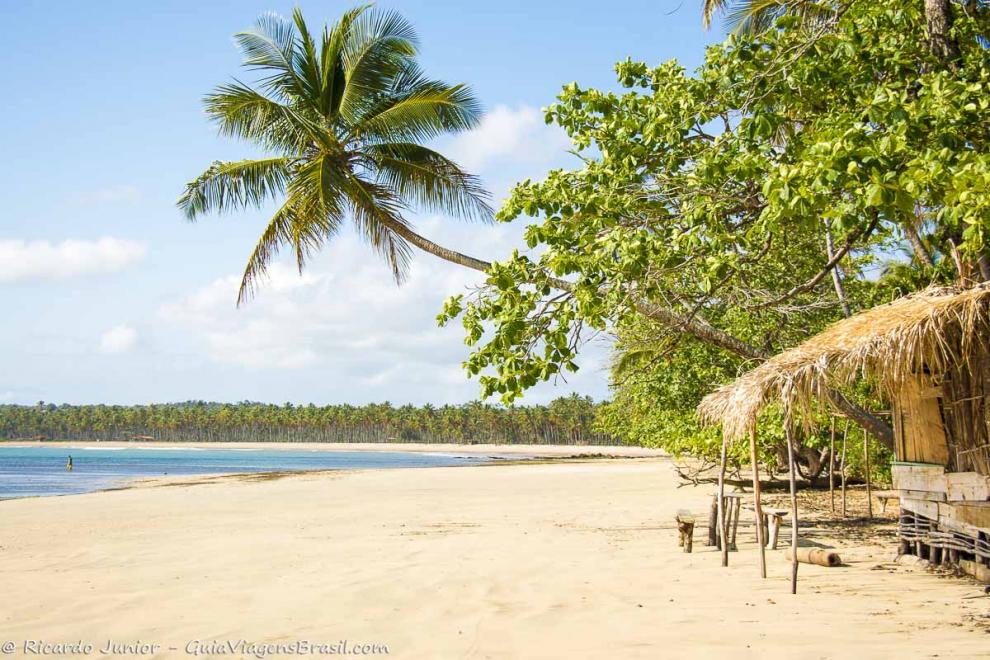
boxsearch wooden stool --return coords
[676,510,696,553]
[762,508,788,550]
[873,490,899,514]
[709,492,743,551]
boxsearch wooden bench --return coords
[874,489,899,514]
[742,506,789,549]
[707,492,744,551]
[762,508,789,550]
[676,510,696,553]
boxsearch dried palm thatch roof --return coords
[697,283,990,441]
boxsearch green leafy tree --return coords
[439,1,990,458]
[179,6,493,302]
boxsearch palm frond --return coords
[337,8,419,123]
[702,0,726,27]
[290,8,325,107]
[318,6,370,117]
[366,143,493,222]
[613,347,662,375]
[351,75,482,144]
[234,12,311,104]
[204,81,323,152]
[341,173,413,282]
[237,186,344,304]
[703,0,831,35]
[177,157,292,220]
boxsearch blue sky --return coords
[0,1,721,406]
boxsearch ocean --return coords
[0,445,490,499]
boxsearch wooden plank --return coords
[946,472,990,502]
[899,489,947,502]
[894,378,949,464]
[901,497,940,520]
[891,464,947,493]
[935,503,985,537]
[954,502,990,530]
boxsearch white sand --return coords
[1,456,986,658]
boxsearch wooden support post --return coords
[708,496,718,547]
[717,435,729,567]
[863,427,873,519]
[767,514,781,550]
[676,511,696,553]
[730,496,741,550]
[785,414,800,595]
[829,417,836,514]
[749,428,767,579]
[841,419,849,517]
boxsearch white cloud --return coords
[158,222,611,404]
[100,325,138,354]
[446,105,572,173]
[0,238,147,284]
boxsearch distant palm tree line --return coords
[0,396,614,445]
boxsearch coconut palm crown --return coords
[178,6,493,303]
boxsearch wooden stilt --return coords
[784,414,800,595]
[840,419,849,517]
[730,497,741,550]
[829,417,836,514]
[717,434,729,567]
[863,426,873,519]
[749,428,766,578]
[708,496,719,547]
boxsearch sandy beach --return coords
[1,453,987,659]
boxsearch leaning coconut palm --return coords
[178,7,493,303]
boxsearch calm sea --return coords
[0,445,490,499]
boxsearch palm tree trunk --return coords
[823,220,852,318]
[383,217,771,359]
[382,217,894,450]
[907,206,936,269]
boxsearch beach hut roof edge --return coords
[696,283,990,441]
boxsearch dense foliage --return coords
[0,396,612,446]
[440,0,990,474]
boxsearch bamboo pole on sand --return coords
[717,434,729,567]
[784,411,800,595]
[749,428,767,578]
[864,426,873,519]
[841,419,849,517]
[829,417,836,513]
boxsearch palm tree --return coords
[178,6,493,303]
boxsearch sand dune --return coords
[1,456,986,658]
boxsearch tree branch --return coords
[750,216,878,310]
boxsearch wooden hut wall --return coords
[894,376,949,466]
[938,348,990,476]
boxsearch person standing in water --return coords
[66,455,73,471]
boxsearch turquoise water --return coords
[0,445,489,499]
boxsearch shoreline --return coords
[0,439,665,458]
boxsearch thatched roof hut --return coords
[698,285,990,457]
[697,283,990,579]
